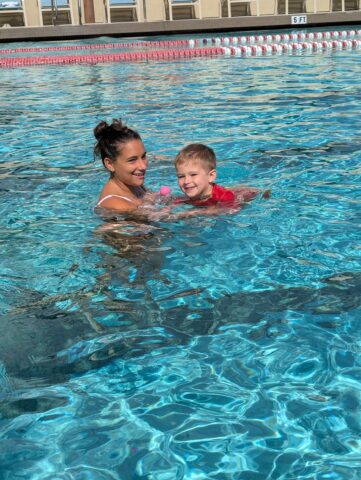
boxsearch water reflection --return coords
[2,231,360,387]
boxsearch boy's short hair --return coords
[174,143,216,172]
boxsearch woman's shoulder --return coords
[96,194,136,207]
[96,183,142,211]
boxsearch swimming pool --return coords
[1,26,361,479]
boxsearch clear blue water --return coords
[1,28,361,479]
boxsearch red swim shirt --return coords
[189,184,236,207]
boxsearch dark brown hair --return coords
[94,118,142,168]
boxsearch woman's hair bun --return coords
[94,118,141,164]
[94,119,127,140]
[93,120,109,140]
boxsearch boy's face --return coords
[176,160,216,200]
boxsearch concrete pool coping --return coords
[0,12,361,43]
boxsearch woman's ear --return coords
[103,157,114,173]
[209,169,217,183]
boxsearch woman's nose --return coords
[137,158,147,170]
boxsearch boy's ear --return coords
[209,169,217,183]
[103,157,114,173]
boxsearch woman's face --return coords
[106,139,147,188]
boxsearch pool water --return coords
[1,28,361,479]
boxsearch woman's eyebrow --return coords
[126,152,146,161]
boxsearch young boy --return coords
[174,143,259,207]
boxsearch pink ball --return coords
[159,186,171,196]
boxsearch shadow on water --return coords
[162,270,361,336]
[1,199,360,420]
[248,139,361,169]
[2,256,360,391]
[0,219,174,386]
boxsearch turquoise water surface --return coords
[1,28,361,479]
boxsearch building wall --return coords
[0,0,360,29]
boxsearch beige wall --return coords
[258,0,277,14]
[144,0,166,20]
[0,0,358,29]
[309,0,331,11]
[94,0,107,22]
[69,0,81,23]
[23,0,42,26]
[201,0,222,17]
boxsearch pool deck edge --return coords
[1,12,361,43]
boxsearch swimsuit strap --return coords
[96,194,136,207]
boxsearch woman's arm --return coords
[232,185,271,201]
[231,186,259,202]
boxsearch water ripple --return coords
[1,31,361,479]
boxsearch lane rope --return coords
[222,38,361,56]
[192,29,361,47]
[0,29,360,55]
[1,39,360,67]
[0,47,224,67]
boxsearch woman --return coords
[94,118,149,212]
[93,119,168,304]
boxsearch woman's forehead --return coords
[117,139,145,156]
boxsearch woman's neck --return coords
[110,177,145,199]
